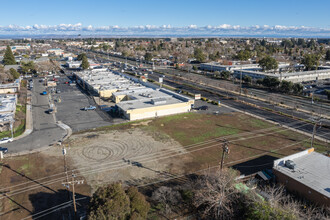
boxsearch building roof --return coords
[0,94,16,114]
[273,149,330,199]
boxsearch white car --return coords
[0,137,13,144]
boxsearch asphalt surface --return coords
[54,75,117,132]
[4,79,66,154]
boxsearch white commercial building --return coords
[75,70,194,121]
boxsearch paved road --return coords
[5,79,66,154]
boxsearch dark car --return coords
[200,106,209,110]
[0,147,8,154]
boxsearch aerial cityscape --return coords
[0,0,329,219]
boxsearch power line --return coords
[0,122,323,200]
[13,132,330,220]
[0,120,300,193]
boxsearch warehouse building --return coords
[75,70,194,121]
[273,148,330,207]
[233,68,330,83]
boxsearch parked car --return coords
[47,109,54,114]
[199,106,209,110]
[0,137,13,144]
[82,105,96,111]
[56,90,61,94]
[42,91,47,95]
[0,147,8,154]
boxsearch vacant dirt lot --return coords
[53,128,189,191]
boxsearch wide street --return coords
[5,79,66,154]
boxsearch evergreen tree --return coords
[3,46,16,65]
[81,56,90,70]
[258,56,278,71]
[325,50,330,61]
[9,68,20,79]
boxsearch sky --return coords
[1,0,330,37]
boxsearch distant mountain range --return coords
[0,24,330,38]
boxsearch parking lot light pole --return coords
[10,121,14,139]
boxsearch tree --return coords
[81,56,90,70]
[3,46,16,65]
[21,61,35,74]
[258,56,278,71]
[243,75,252,84]
[152,186,182,215]
[88,183,150,220]
[9,68,19,79]
[221,71,231,80]
[194,48,206,63]
[144,52,152,62]
[302,54,320,71]
[102,44,110,51]
[325,90,330,100]
[325,50,330,61]
[236,50,251,61]
[88,183,130,220]
[126,187,150,219]
[77,53,87,61]
[192,168,240,219]
[279,80,293,94]
[292,83,303,95]
[297,38,306,47]
[262,76,280,90]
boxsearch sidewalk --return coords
[14,91,33,141]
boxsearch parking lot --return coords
[54,76,121,132]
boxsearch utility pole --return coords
[220,139,229,170]
[239,66,243,95]
[311,120,320,148]
[62,172,84,219]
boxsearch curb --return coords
[57,121,72,142]
[13,90,33,141]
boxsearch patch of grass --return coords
[0,119,26,139]
[248,118,272,129]
[16,104,26,114]
[17,162,33,176]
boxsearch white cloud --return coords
[0,23,329,37]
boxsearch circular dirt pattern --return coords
[82,146,113,161]
[80,138,155,162]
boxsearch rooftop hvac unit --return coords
[151,98,166,105]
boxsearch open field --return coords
[0,111,328,219]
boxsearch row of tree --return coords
[256,76,303,94]
[87,169,329,219]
